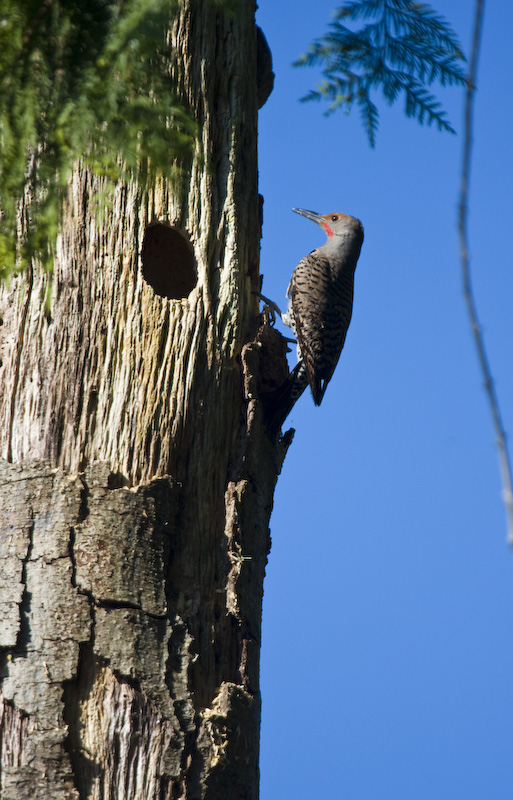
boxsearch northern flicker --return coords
[261,207,364,438]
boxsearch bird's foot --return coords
[253,292,284,325]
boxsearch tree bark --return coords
[0,2,287,798]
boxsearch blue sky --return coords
[255,2,513,798]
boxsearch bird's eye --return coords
[331,215,339,222]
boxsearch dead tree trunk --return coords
[0,3,286,798]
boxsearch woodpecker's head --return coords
[292,207,363,250]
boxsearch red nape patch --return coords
[322,222,334,237]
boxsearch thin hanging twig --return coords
[458,0,513,543]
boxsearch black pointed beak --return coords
[292,208,325,226]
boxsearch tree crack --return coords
[15,514,35,656]
[7,264,33,463]
[95,597,168,621]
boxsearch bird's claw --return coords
[253,291,284,326]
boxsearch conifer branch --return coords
[294,0,467,146]
[0,0,196,276]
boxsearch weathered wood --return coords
[0,461,91,800]
[0,2,286,798]
[0,4,261,486]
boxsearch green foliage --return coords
[0,0,197,277]
[294,0,467,146]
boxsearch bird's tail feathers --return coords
[264,362,308,440]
